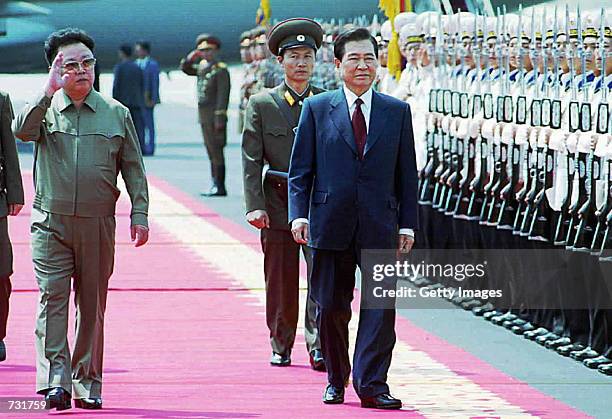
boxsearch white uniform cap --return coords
[381,20,392,42]
[399,23,422,44]
[416,11,438,37]
[394,12,418,34]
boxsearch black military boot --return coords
[201,164,227,197]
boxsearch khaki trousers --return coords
[31,208,115,399]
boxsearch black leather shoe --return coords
[44,388,72,411]
[473,303,494,316]
[491,312,517,325]
[505,318,527,330]
[545,336,571,349]
[0,340,5,362]
[512,322,534,335]
[322,384,344,404]
[201,185,227,197]
[570,347,599,361]
[524,328,549,340]
[598,363,612,375]
[75,398,102,409]
[309,350,326,371]
[557,343,585,356]
[360,393,402,409]
[461,299,482,310]
[534,332,558,344]
[483,310,502,320]
[270,352,291,366]
[583,356,611,369]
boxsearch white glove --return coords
[606,135,612,160]
[427,113,436,133]
[566,133,579,154]
[457,118,470,140]
[538,127,551,147]
[501,123,515,145]
[515,124,530,145]
[481,119,496,140]
[493,123,502,145]
[449,117,459,137]
[548,129,567,152]
[441,115,451,134]
[594,133,610,157]
[529,126,539,148]
[469,117,483,139]
[576,132,593,154]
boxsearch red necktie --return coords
[351,98,367,159]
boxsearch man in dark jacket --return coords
[113,44,145,151]
[0,90,25,363]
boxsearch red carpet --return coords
[0,173,589,418]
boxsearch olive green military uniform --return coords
[0,91,25,344]
[180,55,231,192]
[13,89,148,399]
[243,82,325,357]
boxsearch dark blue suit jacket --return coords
[112,60,144,108]
[139,58,160,105]
[288,88,418,250]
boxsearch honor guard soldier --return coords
[0,91,25,364]
[376,20,398,95]
[180,34,231,197]
[242,18,326,370]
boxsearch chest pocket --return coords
[265,125,288,138]
[79,129,123,168]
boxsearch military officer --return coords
[13,28,149,410]
[0,91,25,364]
[242,18,325,370]
[180,34,231,197]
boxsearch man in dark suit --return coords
[113,44,145,151]
[135,41,160,156]
[288,28,418,409]
[242,18,325,370]
[0,91,25,363]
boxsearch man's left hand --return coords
[131,225,149,247]
[398,234,414,254]
[8,204,23,216]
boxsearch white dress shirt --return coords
[292,84,414,238]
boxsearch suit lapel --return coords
[364,91,388,157]
[329,89,357,155]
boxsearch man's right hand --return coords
[246,210,269,229]
[291,221,309,244]
[44,52,74,97]
[187,50,204,62]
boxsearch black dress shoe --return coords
[44,388,72,411]
[534,332,558,344]
[0,340,5,362]
[309,350,326,371]
[512,322,534,335]
[75,398,103,409]
[360,393,402,410]
[472,303,494,316]
[583,356,611,369]
[598,363,612,375]
[201,185,227,197]
[570,347,599,361]
[505,318,527,330]
[545,336,571,349]
[524,328,549,340]
[557,343,585,356]
[322,384,344,404]
[270,352,291,366]
[483,310,502,320]
[461,299,482,310]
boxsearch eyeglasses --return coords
[62,57,96,72]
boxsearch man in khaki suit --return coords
[13,28,149,411]
[242,18,325,369]
[0,91,25,364]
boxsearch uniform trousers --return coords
[31,208,115,399]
